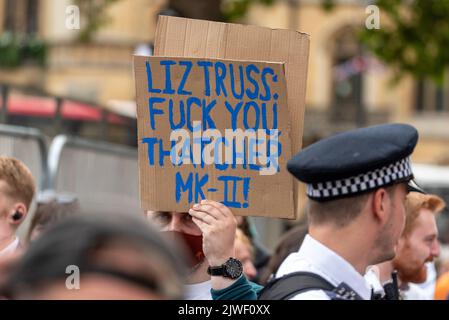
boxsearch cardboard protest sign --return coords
[134,56,294,217]
[154,16,310,218]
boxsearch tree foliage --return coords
[359,0,449,84]
[167,0,275,22]
[222,0,275,21]
[74,0,121,43]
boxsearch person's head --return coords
[0,157,36,233]
[234,228,257,280]
[287,123,419,267]
[260,224,308,284]
[146,211,205,271]
[26,191,79,243]
[147,211,201,235]
[235,216,258,241]
[307,182,408,264]
[393,192,445,284]
[1,213,186,299]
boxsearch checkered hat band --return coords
[307,157,413,199]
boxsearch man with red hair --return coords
[372,191,445,299]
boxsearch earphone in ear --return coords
[12,211,22,221]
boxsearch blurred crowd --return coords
[1,123,449,300]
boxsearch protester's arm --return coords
[211,275,263,300]
[189,200,262,300]
[189,199,238,290]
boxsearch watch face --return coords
[224,258,243,279]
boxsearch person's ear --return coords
[12,211,22,221]
[8,203,27,225]
[372,188,390,224]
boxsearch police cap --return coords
[287,123,419,201]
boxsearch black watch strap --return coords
[207,257,243,279]
[207,266,225,276]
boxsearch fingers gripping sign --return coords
[189,200,237,267]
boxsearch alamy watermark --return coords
[65,5,80,30]
[64,4,380,31]
[65,265,80,290]
[365,5,380,30]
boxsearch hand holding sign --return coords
[189,199,236,267]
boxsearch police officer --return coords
[261,123,419,300]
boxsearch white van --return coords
[412,163,449,243]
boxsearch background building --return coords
[2,0,447,161]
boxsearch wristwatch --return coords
[207,257,243,279]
